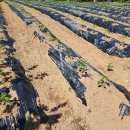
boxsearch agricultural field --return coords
[0,0,130,130]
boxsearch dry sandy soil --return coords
[0,1,130,130]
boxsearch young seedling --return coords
[97,75,109,88]
[93,24,97,29]
[122,35,127,40]
[120,41,126,47]
[0,93,10,105]
[39,24,46,32]
[55,39,61,49]
[20,7,25,11]
[96,12,100,16]
[64,47,73,59]
[77,60,88,73]
[127,21,130,25]
[107,63,114,71]
[114,17,118,21]
[0,69,7,78]
[47,31,54,40]
[106,28,110,33]
[54,39,59,45]
[97,78,105,87]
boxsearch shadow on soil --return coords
[0,55,61,130]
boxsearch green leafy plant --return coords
[0,93,10,104]
[97,78,105,87]
[97,75,109,88]
[120,41,126,47]
[77,60,87,73]
[47,31,52,37]
[127,21,130,25]
[20,6,25,11]
[93,24,97,28]
[47,31,54,40]
[0,69,7,78]
[55,39,60,46]
[122,35,127,39]
[64,47,73,59]
[107,63,114,71]
[39,24,46,31]
[114,17,118,21]
[106,28,110,33]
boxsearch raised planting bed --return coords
[6,2,34,26]
[0,5,49,129]
[0,7,21,129]
[55,3,130,24]
[47,4,130,37]
[74,5,130,24]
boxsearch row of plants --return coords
[72,4,130,24]
[52,2,130,22]
[15,1,130,58]
[47,3,130,36]
[21,1,130,18]
[6,2,34,25]
[22,0,130,23]
[69,3,130,16]
[7,1,130,113]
